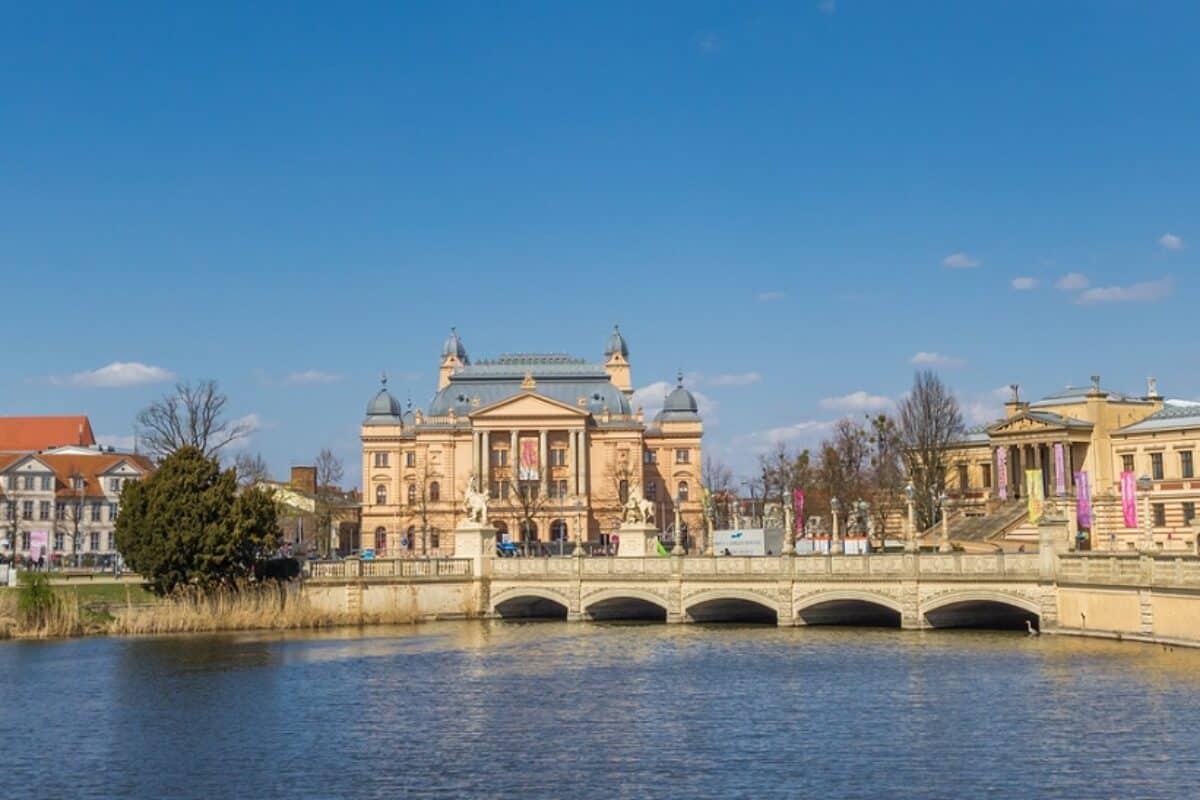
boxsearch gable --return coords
[988,415,1066,436]
[471,391,588,421]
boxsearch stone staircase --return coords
[923,500,1029,545]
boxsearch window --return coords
[429,482,440,502]
[109,477,121,492]
[53,533,64,551]
[375,485,388,505]
[405,452,416,467]
[20,532,29,551]
[4,502,13,520]
[430,529,440,550]
[1121,454,1134,473]
[645,481,657,500]
[91,503,102,522]
[374,527,388,553]
[23,475,34,491]
[38,502,49,521]
[491,449,508,467]
[675,449,689,464]
[677,481,689,502]
[107,532,115,551]
[957,464,969,491]
[618,479,629,504]
[109,503,118,521]
[408,483,416,504]
[373,452,389,468]
[549,449,566,467]
[981,463,992,489]
[1151,452,1164,480]
[1183,451,1194,480]
[55,503,64,520]
[644,449,657,465]
[404,526,416,550]
[40,475,52,491]
[1184,502,1196,525]
[1152,503,1166,527]
[22,501,33,520]
[6,475,14,489]
[90,532,100,552]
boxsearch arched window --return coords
[407,483,416,504]
[677,481,689,502]
[375,485,387,505]
[374,527,387,554]
[430,528,440,549]
[429,481,440,502]
[550,519,568,541]
[405,525,416,550]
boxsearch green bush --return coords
[17,572,59,627]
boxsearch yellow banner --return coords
[1025,469,1044,522]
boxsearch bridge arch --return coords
[491,587,570,620]
[684,588,779,624]
[584,588,668,622]
[795,590,903,627]
[921,590,1041,630]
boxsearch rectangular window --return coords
[549,449,566,467]
[55,503,64,520]
[72,476,84,490]
[107,532,115,551]
[6,475,15,490]
[646,481,657,500]
[1152,503,1166,527]
[23,475,34,491]
[957,464,969,491]
[109,503,119,521]
[109,477,121,492]
[38,501,50,521]
[1182,451,1194,480]
[1122,454,1135,473]
[644,449,657,465]
[20,532,29,551]
[22,501,33,520]
[4,502,13,520]
[373,452,389,468]
[675,449,689,465]
[558,479,568,497]
[90,503,102,522]
[54,533,64,551]
[40,475,52,491]
[1184,502,1196,525]
[491,449,508,467]
[981,463,992,489]
[1151,452,1164,480]
[405,452,416,467]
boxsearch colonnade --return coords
[470,427,589,497]
[996,440,1081,500]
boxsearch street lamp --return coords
[1136,474,1155,553]
[830,497,840,556]
[938,492,953,553]
[672,492,685,555]
[573,499,585,558]
[904,481,919,553]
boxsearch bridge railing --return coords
[305,558,473,580]
[1058,552,1200,588]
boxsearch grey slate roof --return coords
[1117,401,1200,434]
[1030,385,1144,407]
[429,353,633,417]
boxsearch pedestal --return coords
[454,522,497,575]
[616,523,658,558]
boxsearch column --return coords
[539,430,549,496]
[471,432,481,481]
[510,429,519,478]
[481,430,490,491]
[569,429,579,496]
[579,429,588,496]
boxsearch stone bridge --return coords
[484,551,1050,629]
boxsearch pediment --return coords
[987,414,1066,436]
[471,391,588,420]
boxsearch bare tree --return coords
[313,448,345,557]
[817,418,872,530]
[55,493,88,566]
[866,413,905,545]
[702,455,735,529]
[898,371,964,531]
[136,380,253,461]
[234,452,271,488]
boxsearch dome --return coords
[604,325,629,359]
[441,326,469,363]
[365,374,403,422]
[657,372,700,421]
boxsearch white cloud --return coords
[1159,233,1184,251]
[96,433,136,451]
[757,291,785,302]
[707,372,761,387]
[943,252,981,269]
[52,361,175,388]
[817,0,837,13]
[911,352,966,369]
[740,420,833,453]
[1011,277,1038,290]
[1076,277,1174,305]
[285,369,343,384]
[1055,272,1090,290]
[819,391,892,411]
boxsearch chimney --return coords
[290,466,317,495]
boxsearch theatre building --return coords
[360,327,703,555]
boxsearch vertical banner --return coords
[792,489,805,535]
[29,530,48,562]
[1075,470,1092,530]
[1054,443,1066,497]
[996,447,1008,501]
[1025,470,1044,523]
[1120,471,1138,528]
[519,437,539,481]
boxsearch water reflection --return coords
[1,623,1199,799]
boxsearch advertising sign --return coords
[29,530,48,562]
[1121,471,1138,528]
[519,437,539,481]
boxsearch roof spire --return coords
[381,370,388,387]
[677,369,684,387]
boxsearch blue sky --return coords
[2,1,1197,484]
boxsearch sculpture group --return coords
[622,481,655,525]
[463,475,489,524]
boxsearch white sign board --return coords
[713,528,784,556]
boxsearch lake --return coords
[2,622,1198,799]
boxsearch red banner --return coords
[793,489,805,535]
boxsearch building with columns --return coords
[360,327,703,555]
[936,377,1200,553]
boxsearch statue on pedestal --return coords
[463,474,489,525]
[622,482,655,525]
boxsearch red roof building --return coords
[0,416,96,452]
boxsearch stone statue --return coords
[731,501,743,530]
[622,482,655,525]
[804,517,827,538]
[463,474,488,524]
[764,503,784,529]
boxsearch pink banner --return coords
[1054,443,1066,497]
[996,447,1008,500]
[29,530,47,562]
[1120,471,1138,528]
[1075,470,1092,530]
[792,489,805,535]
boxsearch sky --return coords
[2,1,1197,486]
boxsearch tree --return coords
[817,418,871,530]
[701,455,735,529]
[136,380,253,461]
[55,486,87,566]
[114,447,280,594]
[312,448,345,556]
[897,370,964,531]
[234,453,271,488]
[866,413,905,545]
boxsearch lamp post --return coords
[830,497,840,556]
[573,499,585,557]
[1137,474,1154,553]
[672,492,684,555]
[904,481,919,553]
[938,492,953,553]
